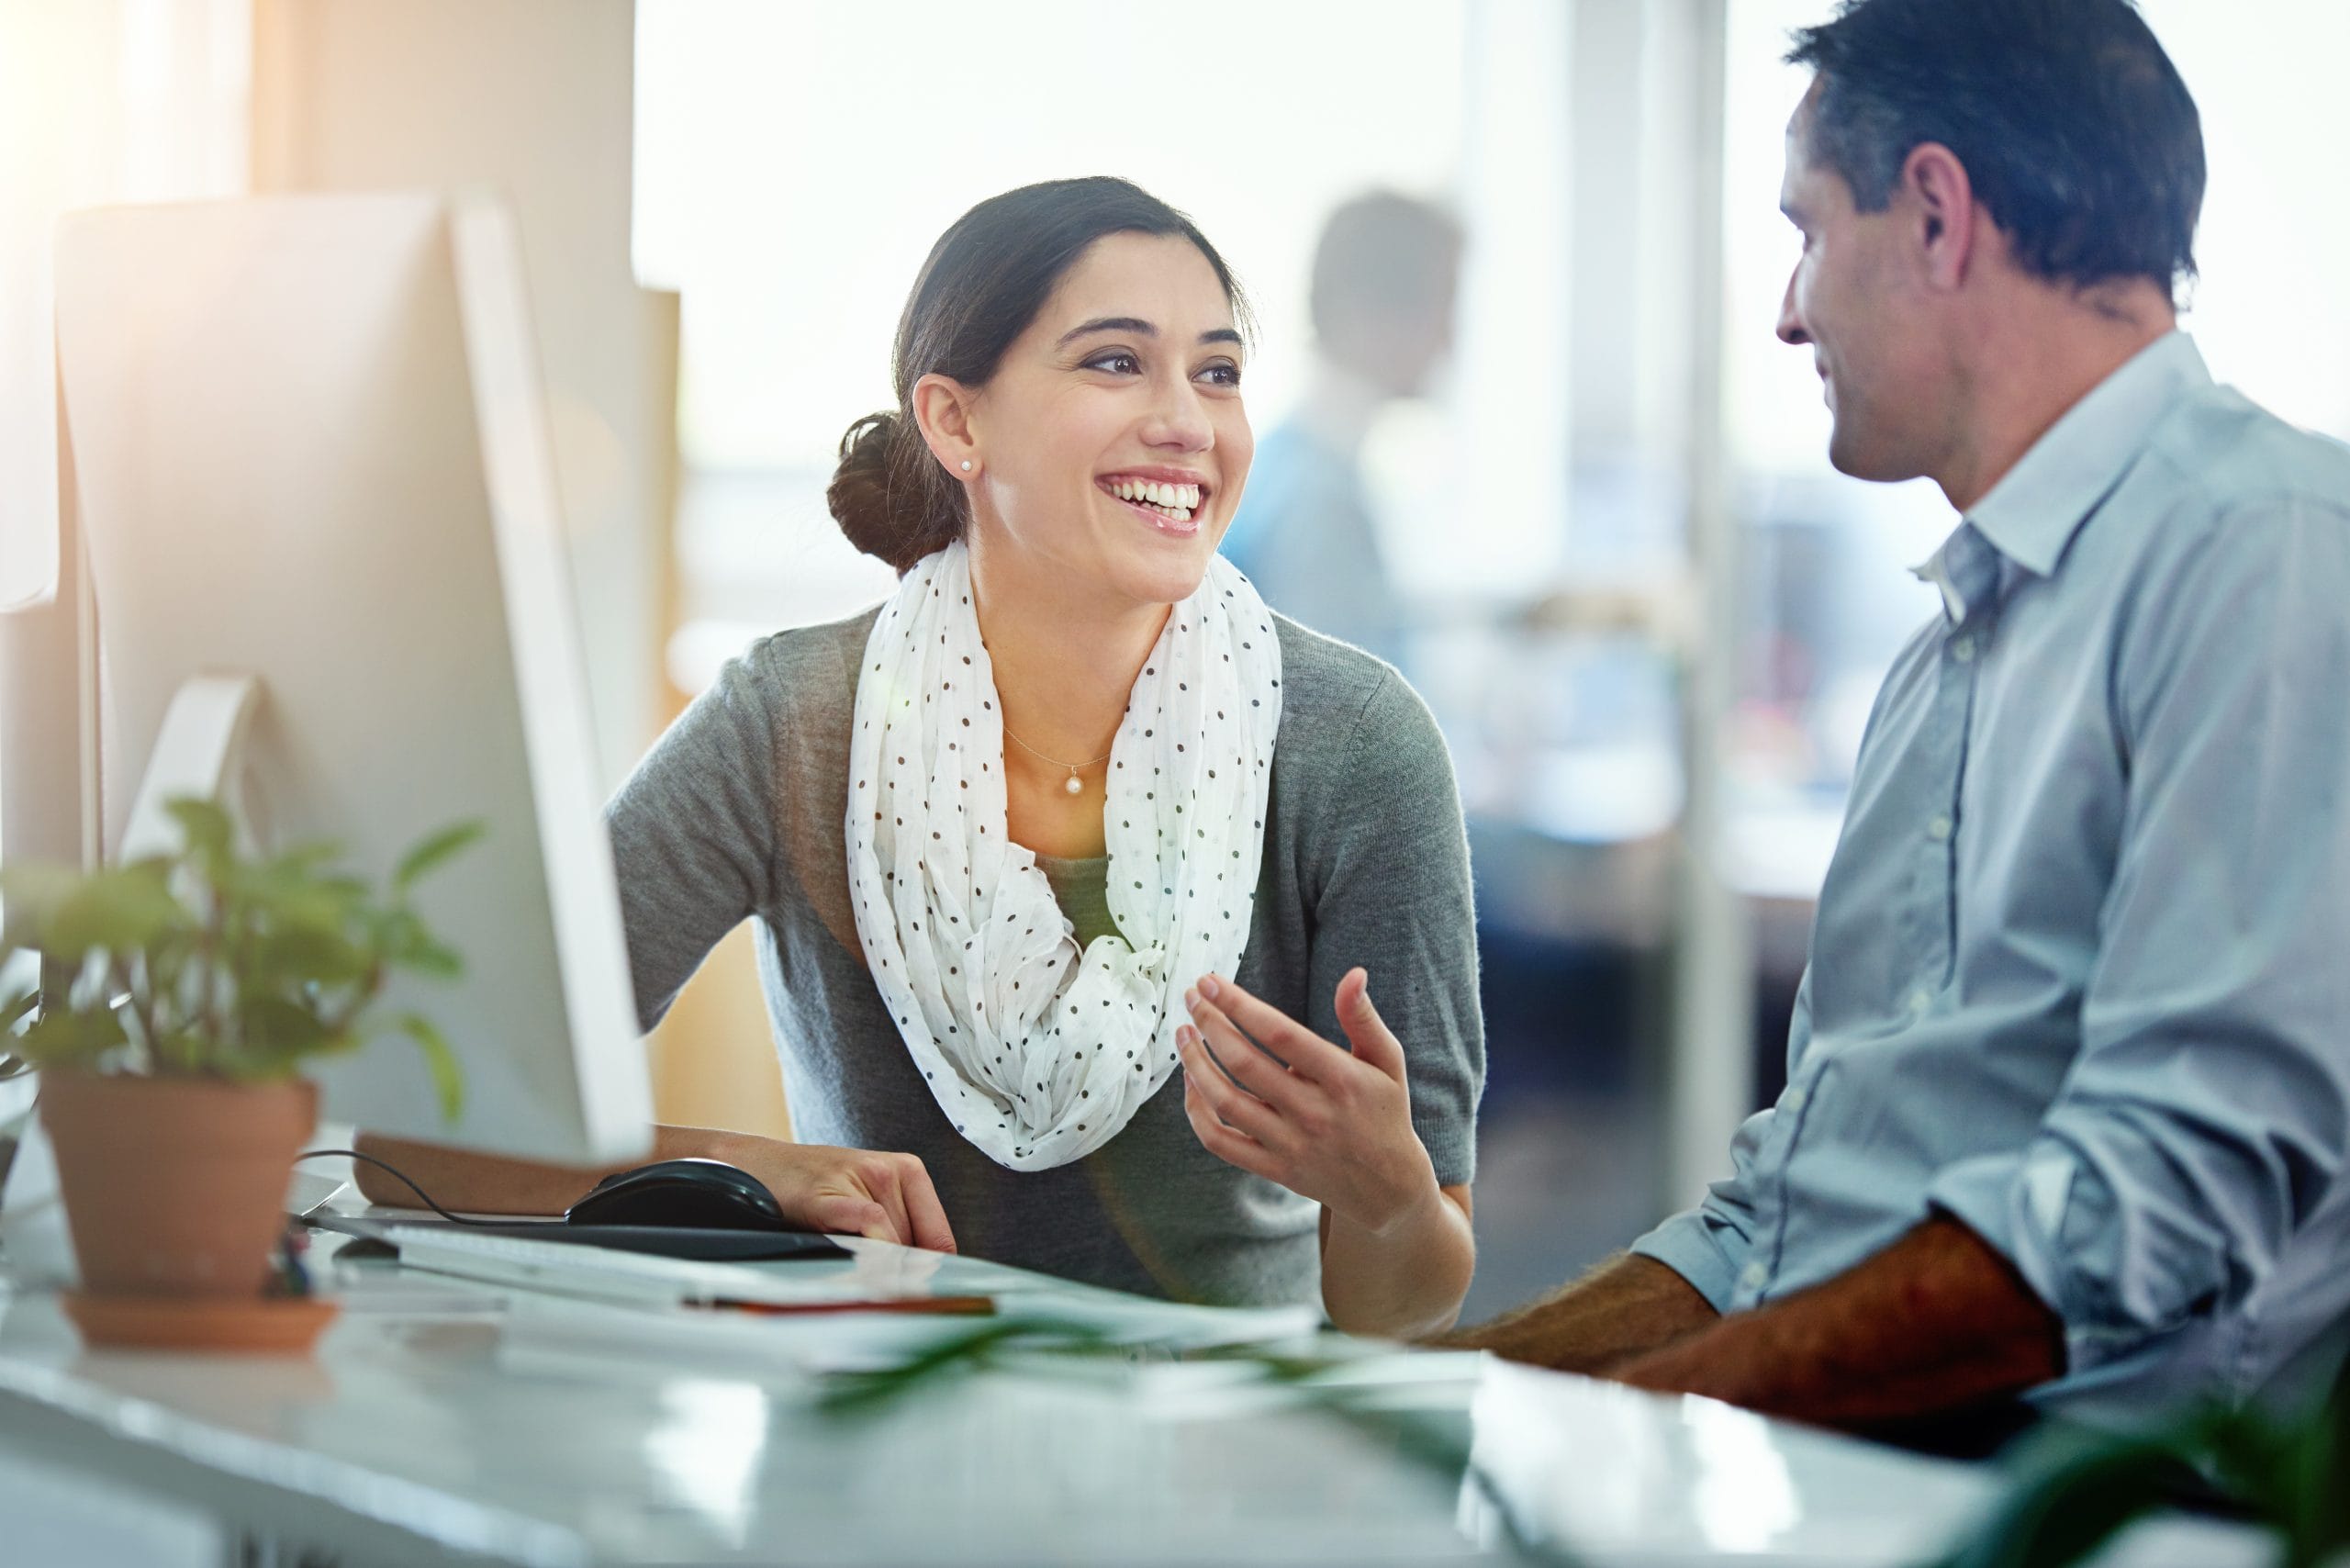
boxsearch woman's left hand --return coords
[1176,967,1437,1232]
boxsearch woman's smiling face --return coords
[951,231,1252,610]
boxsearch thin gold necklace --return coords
[1002,723,1113,796]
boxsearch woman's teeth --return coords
[1107,478,1200,522]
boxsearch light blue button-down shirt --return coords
[1634,332,2350,1428]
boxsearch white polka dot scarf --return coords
[845,539,1284,1171]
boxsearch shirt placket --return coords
[1902,529,1999,1012]
[1731,527,2000,1312]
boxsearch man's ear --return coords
[911,374,981,478]
[1903,141,1979,290]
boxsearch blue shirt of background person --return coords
[1220,193,1460,674]
[1449,0,2350,1445]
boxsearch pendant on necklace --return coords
[1063,772,1084,796]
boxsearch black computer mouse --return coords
[565,1158,789,1231]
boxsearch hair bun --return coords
[827,411,957,574]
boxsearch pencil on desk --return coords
[708,1295,997,1317]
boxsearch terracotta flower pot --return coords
[39,1071,317,1299]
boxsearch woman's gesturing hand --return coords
[1175,968,1437,1232]
[714,1135,957,1252]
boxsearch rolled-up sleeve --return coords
[1928,498,2350,1371]
[1631,1104,1774,1311]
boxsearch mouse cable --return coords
[292,1148,496,1226]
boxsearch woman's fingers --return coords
[804,1192,898,1243]
[1178,1026,1292,1149]
[891,1154,959,1253]
[1332,967,1408,1082]
[1188,974,1354,1081]
[856,1156,915,1243]
[1181,1069,1283,1182]
[1182,991,1296,1106]
[749,1141,956,1250]
[854,1150,959,1251]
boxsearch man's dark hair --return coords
[1786,0,2204,295]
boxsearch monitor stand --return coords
[117,672,266,863]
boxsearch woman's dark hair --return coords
[827,176,1250,574]
[1786,0,2204,296]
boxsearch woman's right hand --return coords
[705,1133,957,1251]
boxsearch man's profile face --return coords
[1775,84,1943,483]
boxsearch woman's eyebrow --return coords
[1058,317,1243,349]
[1058,316,1157,346]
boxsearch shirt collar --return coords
[1967,330,2211,576]
[1910,330,2210,621]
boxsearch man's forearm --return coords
[1613,1215,2065,1429]
[1431,1251,1720,1372]
[348,1126,746,1215]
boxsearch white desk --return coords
[0,1228,2278,1567]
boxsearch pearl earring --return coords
[960,460,973,472]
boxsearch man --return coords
[1219,192,1461,670]
[1449,0,2350,1444]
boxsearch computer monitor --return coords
[37,191,655,1164]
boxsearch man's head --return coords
[1776,0,2204,487]
[1309,192,1463,399]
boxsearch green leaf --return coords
[12,1002,129,1070]
[223,1003,363,1080]
[1930,1434,2205,1568]
[240,994,330,1055]
[251,926,372,989]
[393,820,486,896]
[0,862,92,934]
[163,796,234,859]
[45,865,188,959]
[391,1011,465,1123]
[0,987,38,1035]
[264,839,343,878]
[147,1028,217,1075]
[237,876,358,937]
[374,908,464,979]
[397,937,464,981]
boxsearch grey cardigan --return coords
[606,606,1483,1306]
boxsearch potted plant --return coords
[0,796,477,1350]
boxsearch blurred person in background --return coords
[1448,0,2350,1451]
[1219,191,1462,671]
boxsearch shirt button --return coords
[1927,814,1953,842]
[1781,1086,1807,1114]
[1739,1262,1769,1292]
[1951,636,1978,664]
[1908,987,1933,1014]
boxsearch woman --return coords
[370,178,1482,1338]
